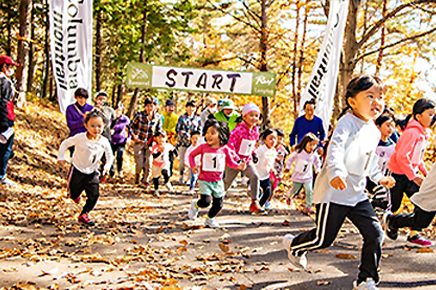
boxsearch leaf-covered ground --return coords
[1,101,436,290]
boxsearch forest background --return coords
[1,0,436,132]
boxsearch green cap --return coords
[219,99,238,110]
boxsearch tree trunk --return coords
[260,0,270,129]
[95,1,102,92]
[27,2,35,94]
[42,0,50,99]
[292,2,300,119]
[16,0,32,107]
[298,0,309,114]
[127,1,148,118]
[116,82,124,107]
[335,0,360,120]
[375,0,388,76]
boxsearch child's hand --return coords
[413,176,424,186]
[330,176,347,190]
[192,166,198,175]
[379,176,396,189]
[57,160,66,167]
[237,161,247,171]
[315,170,320,175]
[284,168,290,173]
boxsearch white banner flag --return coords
[299,0,349,133]
[50,0,93,114]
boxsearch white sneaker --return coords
[118,171,124,179]
[283,234,307,269]
[353,278,378,290]
[153,189,160,197]
[0,177,17,187]
[205,217,220,228]
[165,182,174,192]
[188,200,199,220]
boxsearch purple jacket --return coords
[111,115,130,145]
[65,102,94,137]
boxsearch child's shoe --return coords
[264,201,271,211]
[383,212,398,240]
[205,217,220,228]
[406,233,432,248]
[188,200,199,220]
[283,234,307,269]
[134,174,140,184]
[118,171,124,179]
[78,213,95,226]
[165,182,174,192]
[153,189,160,197]
[72,196,81,203]
[303,206,314,215]
[188,189,195,195]
[249,200,265,214]
[352,278,378,290]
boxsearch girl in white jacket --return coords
[283,75,396,290]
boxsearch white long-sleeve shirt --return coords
[411,163,436,212]
[255,144,277,180]
[286,150,321,183]
[58,133,114,174]
[313,113,384,206]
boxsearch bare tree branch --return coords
[356,27,436,62]
[241,1,262,26]
[205,0,261,33]
[358,0,436,49]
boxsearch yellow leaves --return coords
[219,243,231,253]
[317,280,331,286]
[417,247,434,253]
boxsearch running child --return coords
[58,109,114,226]
[283,75,396,290]
[254,129,278,211]
[188,118,246,228]
[151,130,175,197]
[285,133,321,215]
[224,103,262,214]
[387,98,435,247]
[270,128,289,193]
[184,130,201,194]
[384,162,436,247]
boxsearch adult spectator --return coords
[130,97,162,186]
[200,96,217,127]
[94,91,116,141]
[289,99,325,154]
[214,99,240,132]
[0,55,19,186]
[176,100,201,184]
[162,99,178,175]
[109,104,130,179]
[66,88,94,156]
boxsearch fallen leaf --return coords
[40,267,59,276]
[335,253,357,259]
[417,247,434,253]
[283,220,290,226]
[219,243,231,253]
[179,240,188,246]
[317,280,331,285]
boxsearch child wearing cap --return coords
[0,55,19,186]
[162,99,178,175]
[176,100,202,185]
[224,103,264,214]
[214,99,240,132]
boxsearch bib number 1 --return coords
[202,153,225,172]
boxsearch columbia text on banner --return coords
[299,0,349,132]
[49,0,93,114]
[126,63,276,98]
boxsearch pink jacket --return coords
[228,122,260,163]
[388,119,430,180]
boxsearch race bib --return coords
[265,151,276,168]
[202,153,225,172]
[239,139,256,156]
[411,141,426,164]
[294,159,310,173]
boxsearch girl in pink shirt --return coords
[188,118,246,228]
[224,103,263,214]
[387,98,435,247]
[285,133,321,214]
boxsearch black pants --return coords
[390,173,420,213]
[152,169,169,190]
[68,167,100,215]
[169,150,175,176]
[196,194,223,218]
[259,178,272,206]
[390,205,436,231]
[109,142,126,176]
[289,200,383,284]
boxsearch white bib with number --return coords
[294,158,310,173]
[202,153,225,172]
[239,139,256,156]
[344,125,377,176]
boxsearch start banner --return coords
[126,63,276,98]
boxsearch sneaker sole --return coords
[383,212,398,241]
[406,241,432,248]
